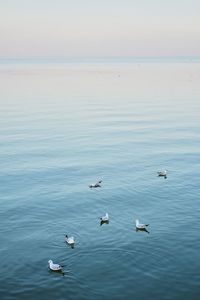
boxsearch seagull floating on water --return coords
[157,170,167,178]
[48,260,62,272]
[100,213,109,222]
[135,219,149,233]
[100,213,109,225]
[89,180,102,188]
[65,235,75,245]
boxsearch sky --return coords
[0,0,200,58]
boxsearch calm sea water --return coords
[0,59,200,300]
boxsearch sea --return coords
[0,58,200,300]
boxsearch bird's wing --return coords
[51,263,61,270]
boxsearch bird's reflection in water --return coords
[136,227,150,234]
[52,269,66,276]
[48,268,65,277]
[100,220,109,226]
[158,174,167,179]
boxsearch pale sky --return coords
[0,0,200,58]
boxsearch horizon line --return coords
[0,56,200,64]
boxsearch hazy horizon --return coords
[0,56,200,62]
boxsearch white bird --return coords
[135,219,149,230]
[157,170,167,178]
[48,260,62,271]
[100,213,109,222]
[89,180,102,188]
[65,235,75,245]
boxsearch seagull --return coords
[89,180,102,188]
[157,170,167,178]
[135,219,149,233]
[100,213,109,225]
[100,213,109,222]
[65,235,75,245]
[48,260,62,272]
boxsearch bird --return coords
[100,213,109,225]
[135,219,149,233]
[157,170,167,178]
[65,235,75,245]
[48,260,62,272]
[100,213,109,222]
[89,180,102,188]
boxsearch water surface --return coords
[0,59,200,300]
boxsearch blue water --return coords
[0,59,200,300]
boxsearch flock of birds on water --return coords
[48,170,168,275]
